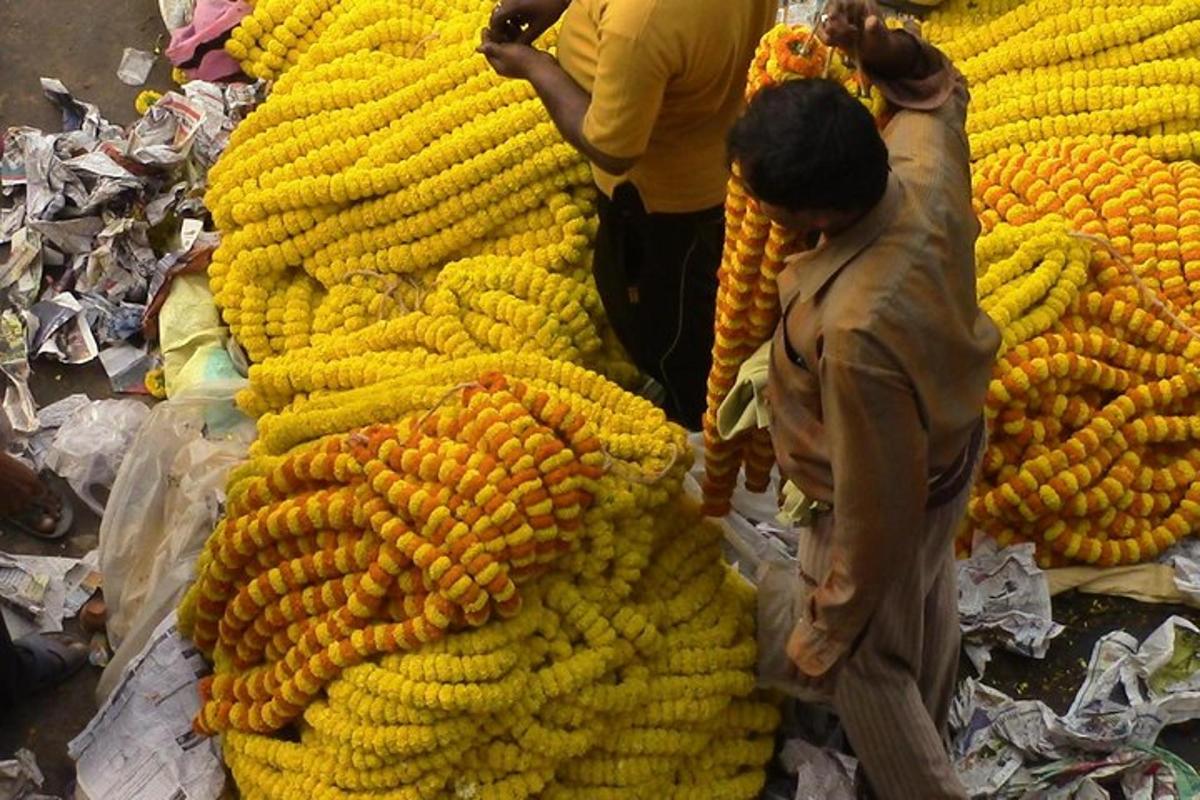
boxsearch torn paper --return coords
[0,309,38,434]
[0,77,262,425]
[0,552,81,639]
[29,292,98,364]
[117,48,157,86]
[99,342,158,394]
[951,617,1200,798]
[0,748,52,800]
[957,538,1064,674]
[1166,537,1200,605]
[69,613,225,800]
[0,553,50,619]
[781,738,858,800]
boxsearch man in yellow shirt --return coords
[479,0,776,429]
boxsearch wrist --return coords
[523,50,559,83]
[863,28,922,79]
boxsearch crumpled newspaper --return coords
[958,536,1064,674]
[0,748,57,800]
[951,615,1200,799]
[69,612,225,800]
[1165,537,1200,605]
[0,76,261,422]
[117,48,157,87]
[0,550,100,640]
[782,738,858,800]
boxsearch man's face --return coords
[758,200,862,240]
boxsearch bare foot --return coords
[0,452,61,532]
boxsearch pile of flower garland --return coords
[236,256,637,418]
[219,510,776,800]
[194,1,781,795]
[967,137,1200,567]
[207,0,600,363]
[927,0,1200,160]
[701,24,884,516]
[180,354,778,796]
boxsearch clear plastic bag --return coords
[95,379,253,701]
[44,398,150,515]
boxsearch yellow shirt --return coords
[556,0,776,213]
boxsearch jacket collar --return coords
[779,172,904,306]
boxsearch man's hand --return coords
[786,625,843,697]
[478,30,552,80]
[818,0,923,79]
[487,0,569,45]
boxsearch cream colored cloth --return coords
[715,338,772,440]
[714,340,829,526]
[1046,564,1199,608]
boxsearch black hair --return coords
[728,78,889,213]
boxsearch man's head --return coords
[728,78,889,237]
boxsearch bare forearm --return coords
[525,55,636,175]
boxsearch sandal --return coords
[13,632,89,693]
[0,474,74,541]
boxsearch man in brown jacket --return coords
[727,2,999,797]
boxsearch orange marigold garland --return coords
[701,24,887,516]
[967,138,1200,567]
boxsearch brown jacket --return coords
[766,36,1000,676]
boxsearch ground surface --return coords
[1,1,172,793]
[0,3,1197,799]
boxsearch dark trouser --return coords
[0,615,16,708]
[593,183,724,430]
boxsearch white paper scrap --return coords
[69,612,224,800]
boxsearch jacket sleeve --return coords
[787,330,929,678]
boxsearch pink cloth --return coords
[166,0,250,80]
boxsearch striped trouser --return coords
[798,483,972,800]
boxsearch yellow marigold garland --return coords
[928,0,1200,159]
[218,507,778,800]
[179,352,777,796]
[208,0,605,363]
[239,256,610,415]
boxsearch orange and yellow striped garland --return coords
[702,24,886,516]
[968,138,1200,567]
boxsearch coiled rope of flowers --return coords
[974,137,1200,325]
[220,508,779,800]
[207,0,599,362]
[701,24,886,517]
[237,256,610,417]
[179,353,690,734]
[926,0,1200,160]
[976,217,1092,356]
[179,354,778,798]
[964,138,1200,567]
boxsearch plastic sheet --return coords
[42,399,149,515]
[96,378,252,700]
